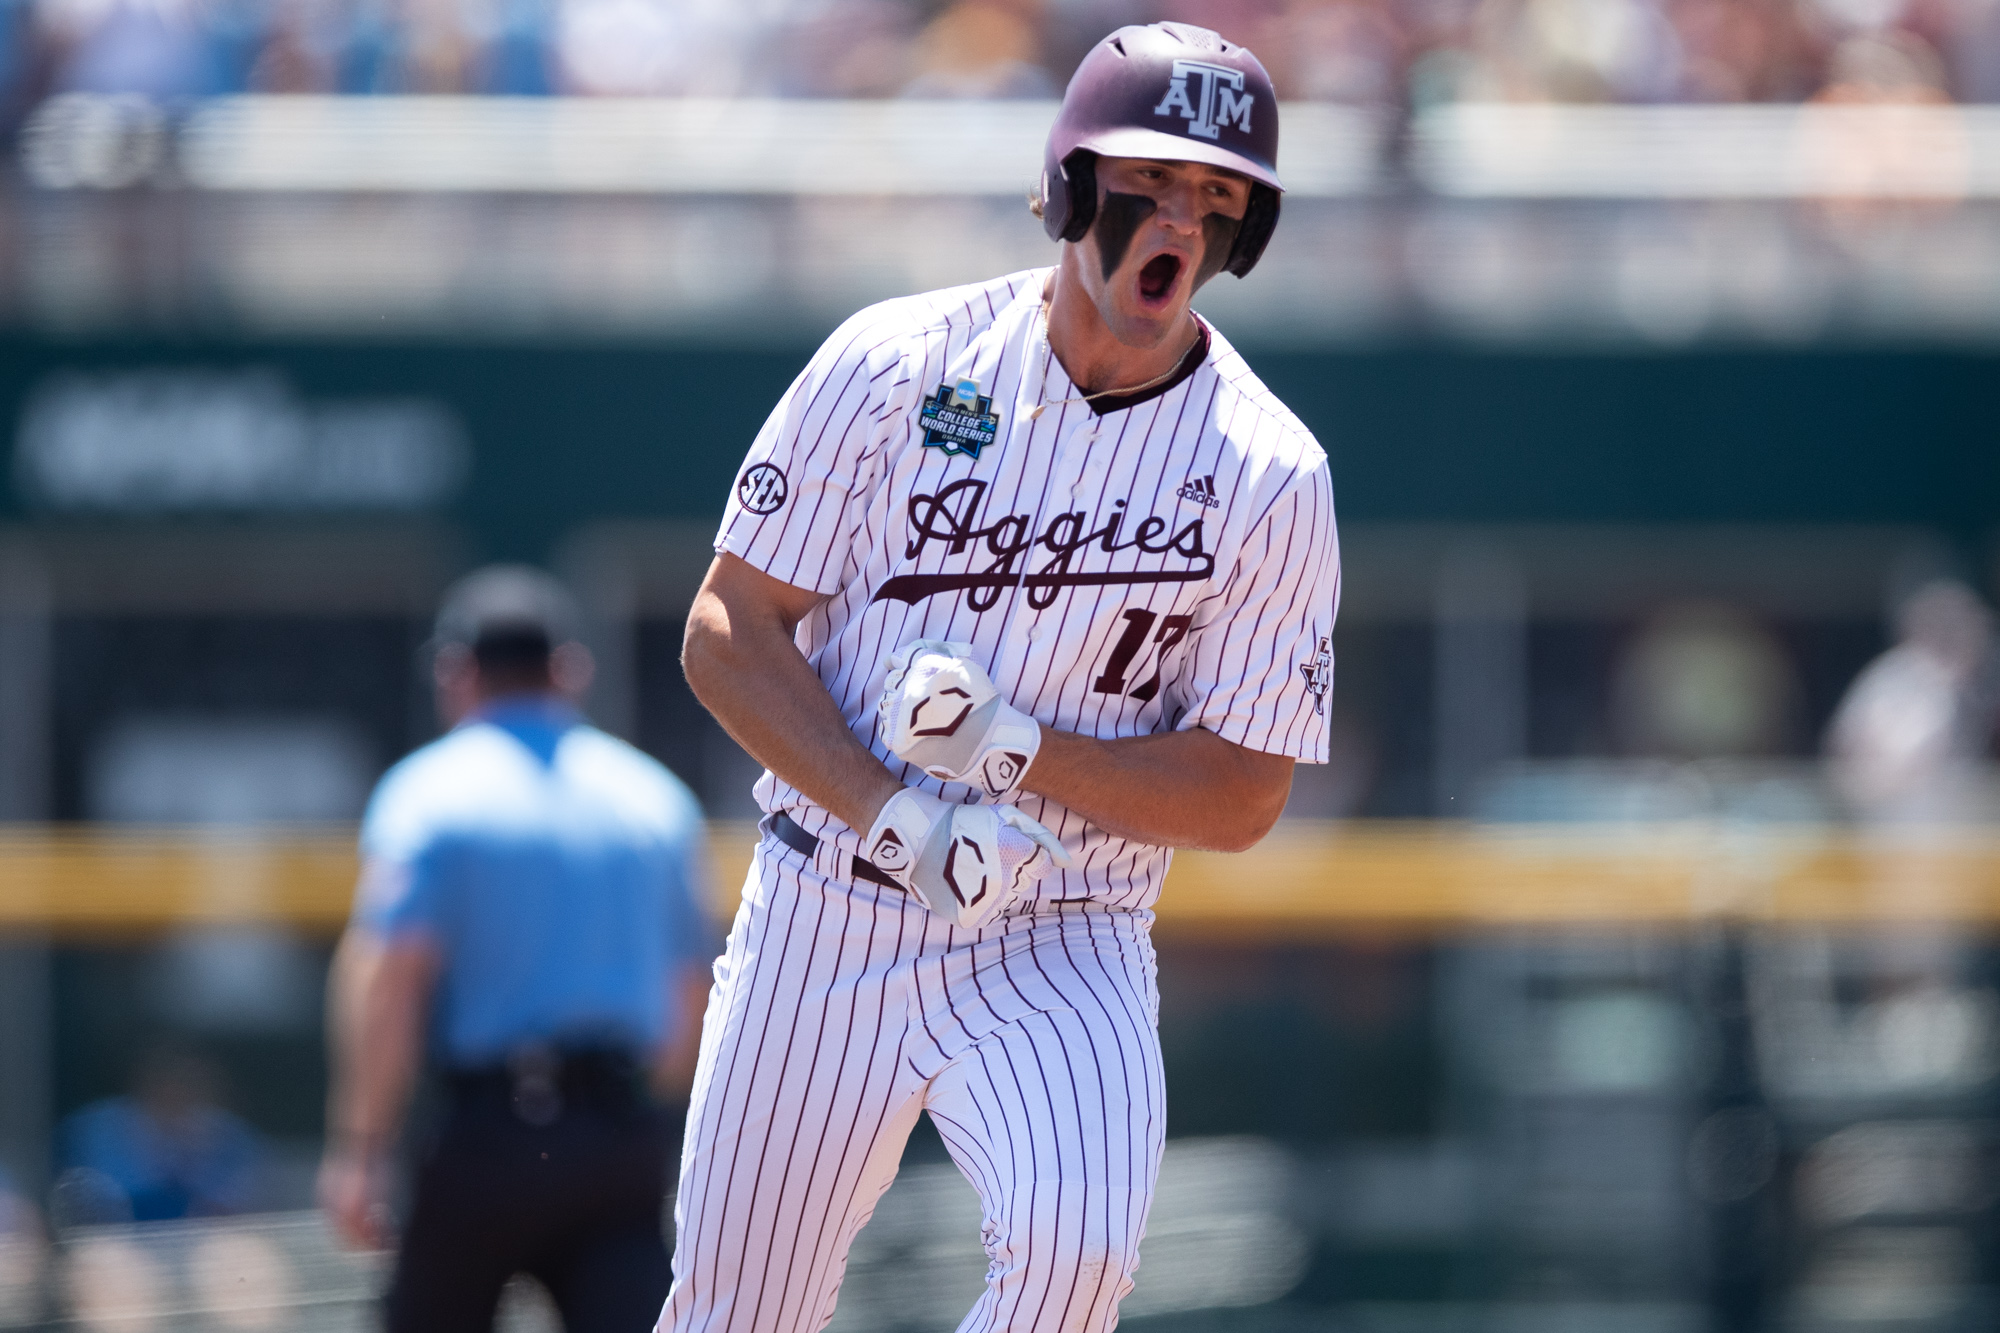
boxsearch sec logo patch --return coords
[738,463,788,515]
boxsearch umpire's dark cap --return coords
[432,565,582,665]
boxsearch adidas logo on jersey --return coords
[1175,474,1221,509]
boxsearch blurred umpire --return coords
[318,565,717,1332]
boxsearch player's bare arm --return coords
[682,552,900,834]
[688,555,1069,926]
[880,643,1292,851]
[1025,727,1291,852]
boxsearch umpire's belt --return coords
[446,1045,648,1126]
[766,811,903,891]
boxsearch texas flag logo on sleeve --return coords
[1299,635,1332,715]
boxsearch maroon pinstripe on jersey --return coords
[715,267,1340,912]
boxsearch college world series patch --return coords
[918,379,1002,459]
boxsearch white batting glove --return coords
[878,639,1042,800]
[863,788,1071,929]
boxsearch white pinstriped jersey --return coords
[716,267,1340,912]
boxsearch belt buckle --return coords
[507,1043,564,1127]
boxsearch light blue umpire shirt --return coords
[353,696,716,1069]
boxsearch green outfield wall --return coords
[1,338,1994,559]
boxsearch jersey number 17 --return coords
[1093,610,1193,702]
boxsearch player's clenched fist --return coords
[864,788,1070,929]
[878,639,1042,799]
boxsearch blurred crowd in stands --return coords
[1,0,1996,114]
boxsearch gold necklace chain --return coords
[1027,298,1201,422]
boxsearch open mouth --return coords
[1137,253,1182,305]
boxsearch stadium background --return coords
[1,0,1999,1328]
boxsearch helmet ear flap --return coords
[1055,150,1097,244]
[1223,184,1280,278]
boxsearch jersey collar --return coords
[1014,270,1215,420]
[1085,317,1211,417]
[467,694,580,731]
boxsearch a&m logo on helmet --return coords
[1153,59,1254,141]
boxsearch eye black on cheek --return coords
[1094,192,1159,282]
[1194,211,1243,289]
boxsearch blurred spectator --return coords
[56,1045,265,1223]
[763,0,918,97]
[902,0,1055,98]
[1797,27,1969,227]
[356,0,478,93]
[553,0,747,94]
[246,0,338,92]
[1827,579,1999,821]
[1277,0,1409,105]
[1949,0,2000,99]
[1815,27,1954,105]
[1669,0,1819,102]
[1613,601,1799,759]
[0,0,36,107]
[319,565,715,1333]
[480,0,554,93]
[39,0,221,97]
[1503,0,1685,102]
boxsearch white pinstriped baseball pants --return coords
[656,838,1166,1333]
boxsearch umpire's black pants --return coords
[385,1071,680,1333]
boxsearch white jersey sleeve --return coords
[715,308,917,595]
[1176,457,1340,762]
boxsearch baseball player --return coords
[666,21,1339,1333]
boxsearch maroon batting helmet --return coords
[1037,22,1283,278]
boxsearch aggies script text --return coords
[873,479,1214,611]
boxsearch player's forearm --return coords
[683,586,902,834]
[1022,726,1291,852]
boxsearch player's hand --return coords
[878,639,1042,799]
[863,788,1071,929]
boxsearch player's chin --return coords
[1101,306,1178,350]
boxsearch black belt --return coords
[446,1045,648,1126]
[768,811,904,890]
